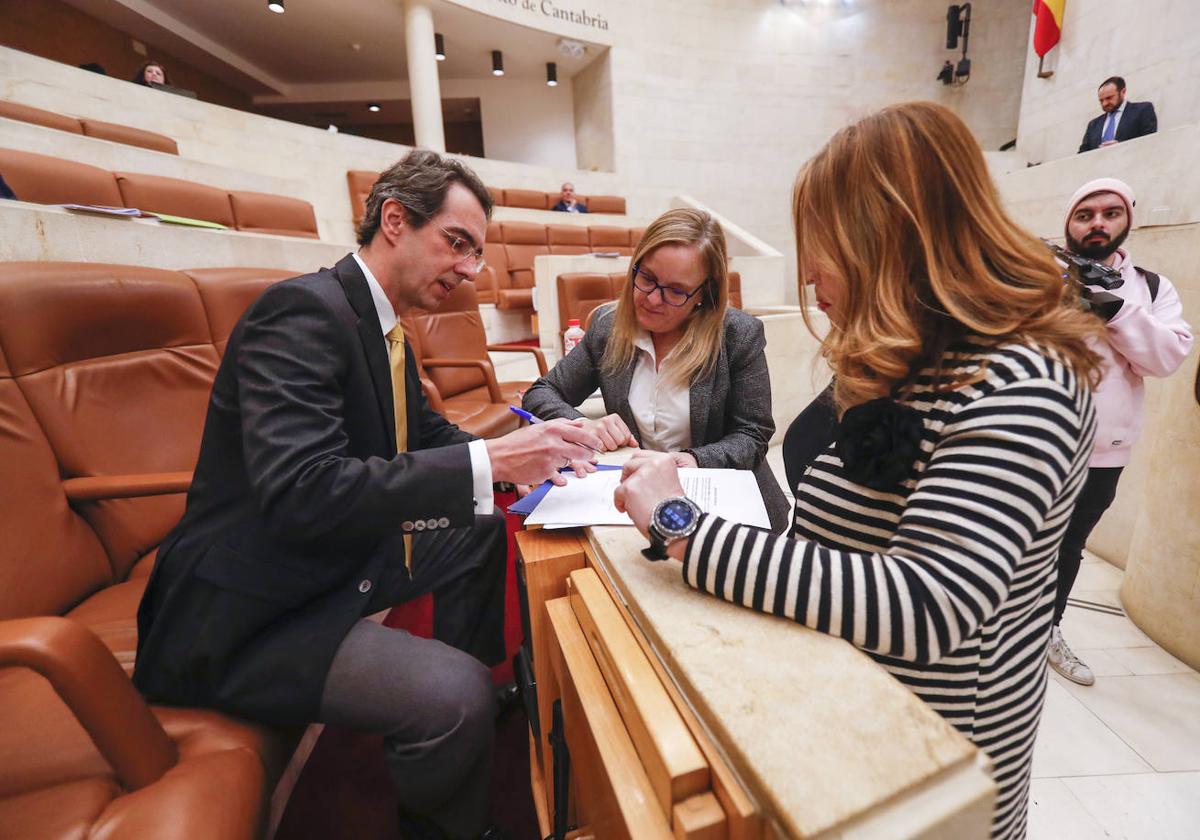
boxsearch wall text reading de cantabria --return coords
[492,0,611,32]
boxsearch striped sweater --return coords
[683,343,1095,840]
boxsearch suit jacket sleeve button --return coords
[402,521,414,532]
[438,517,450,528]
[358,580,372,593]
[414,520,426,531]
[426,518,439,529]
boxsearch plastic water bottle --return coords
[563,319,585,355]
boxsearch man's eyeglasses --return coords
[632,264,705,307]
[438,226,486,273]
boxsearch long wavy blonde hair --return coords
[601,208,729,387]
[793,101,1102,410]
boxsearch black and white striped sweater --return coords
[683,343,1096,840]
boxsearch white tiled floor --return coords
[764,444,1200,839]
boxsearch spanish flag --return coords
[1032,0,1065,57]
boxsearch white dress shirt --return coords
[353,253,494,514]
[627,329,692,453]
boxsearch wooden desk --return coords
[517,521,996,839]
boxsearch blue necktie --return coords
[1101,112,1117,143]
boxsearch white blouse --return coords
[627,330,691,452]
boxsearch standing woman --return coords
[523,208,790,532]
[615,102,1103,839]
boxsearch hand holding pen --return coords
[511,407,638,453]
[485,412,602,487]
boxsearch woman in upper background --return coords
[614,102,1103,839]
[522,207,790,532]
[132,60,169,87]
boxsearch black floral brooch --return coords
[834,398,925,492]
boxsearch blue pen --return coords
[509,406,600,455]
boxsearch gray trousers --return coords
[317,511,507,838]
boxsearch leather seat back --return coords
[408,282,491,400]
[501,222,550,289]
[0,146,122,207]
[584,195,626,214]
[0,262,220,580]
[0,100,84,134]
[504,189,547,210]
[184,268,294,356]
[79,119,179,155]
[0,336,113,619]
[114,172,236,227]
[478,221,507,303]
[229,191,319,238]
[588,226,633,256]
[547,224,591,255]
[346,170,379,227]
[556,272,620,337]
[728,271,742,309]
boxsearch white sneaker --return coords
[1048,625,1095,686]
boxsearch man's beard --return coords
[1067,225,1129,261]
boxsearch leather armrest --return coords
[421,358,504,403]
[487,344,548,376]
[63,472,193,502]
[419,375,446,412]
[0,616,177,789]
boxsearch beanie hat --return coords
[1065,177,1136,236]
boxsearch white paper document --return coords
[525,468,770,530]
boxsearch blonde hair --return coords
[792,101,1102,410]
[601,208,729,387]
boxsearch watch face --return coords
[656,498,697,536]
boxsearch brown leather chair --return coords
[547,224,591,255]
[556,272,624,343]
[0,100,84,134]
[79,119,179,155]
[486,186,505,207]
[346,170,379,228]
[476,221,505,305]
[0,261,294,839]
[728,271,743,309]
[503,189,547,210]
[114,172,236,227]
[498,222,548,311]
[229,191,320,239]
[0,146,123,207]
[405,281,545,438]
[587,226,633,256]
[630,226,646,251]
[183,267,296,355]
[583,195,626,214]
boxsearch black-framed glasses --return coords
[632,264,706,307]
[438,225,487,273]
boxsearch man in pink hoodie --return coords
[1049,178,1194,685]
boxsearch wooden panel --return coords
[673,793,727,840]
[515,527,587,800]
[582,541,762,840]
[547,597,674,840]
[568,568,709,813]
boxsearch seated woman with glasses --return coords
[522,207,790,532]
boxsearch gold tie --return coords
[386,324,414,571]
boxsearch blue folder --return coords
[508,464,623,516]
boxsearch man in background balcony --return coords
[1078,76,1157,153]
[550,181,588,212]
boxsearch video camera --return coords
[1044,240,1124,291]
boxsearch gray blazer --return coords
[523,305,790,532]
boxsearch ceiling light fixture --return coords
[435,33,446,61]
[267,0,285,13]
[546,62,558,86]
[367,103,381,112]
[491,50,504,77]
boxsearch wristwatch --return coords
[642,496,702,561]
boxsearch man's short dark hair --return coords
[357,149,493,246]
[1099,76,1126,92]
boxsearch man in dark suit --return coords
[1078,76,1157,153]
[133,150,601,839]
[550,181,587,213]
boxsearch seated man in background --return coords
[550,181,587,212]
[0,173,14,200]
[134,150,601,840]
[1078,76,1157,153]
[1047,177,1193,685]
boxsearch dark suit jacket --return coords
[550,200,587,213]
[134,254,476,726]
[1078,101,1157,153]
[522,304,790,532]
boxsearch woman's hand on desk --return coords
[579,414,639,452]
[614,451,685,537]
[669,451,698,469]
